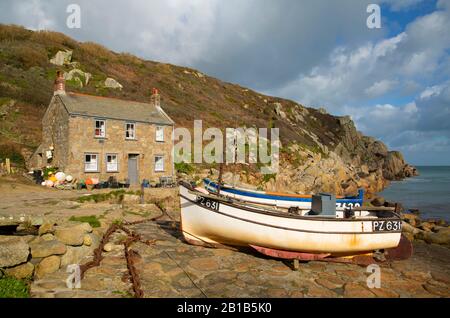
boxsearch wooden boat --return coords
[179,181,406,259]
[203,178,364,209]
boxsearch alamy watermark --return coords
[66,4,81,29]
[66,264,81,289]
[366,264,381,289]
[173,120,280,174]
[367,4,382,29]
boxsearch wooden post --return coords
[293,259,300,271]
[5,158,11,174]
[140,182,145,204]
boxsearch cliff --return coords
[0,24,417,196]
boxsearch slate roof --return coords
[57,92,174,125]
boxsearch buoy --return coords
[55,172,66,182]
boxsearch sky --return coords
[0,0,449,165]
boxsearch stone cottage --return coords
[29,72,175,185]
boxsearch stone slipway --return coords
[30,217,450,298]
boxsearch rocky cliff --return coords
[0,24,417,196]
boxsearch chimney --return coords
[151,87,161,109]
[54,71,66,95]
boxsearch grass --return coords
[76,189,141,204]
[69,215,101,228]
[0,277,30,298]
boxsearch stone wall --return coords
[65,115,174,183]
[28,96,70,170]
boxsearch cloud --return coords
[0,0,449,164]
[365,80,398,97]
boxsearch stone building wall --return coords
[28,96,70,170]
[65,115,174,183]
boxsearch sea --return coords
[380,166,450,221]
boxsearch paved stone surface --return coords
[29,217,450,298]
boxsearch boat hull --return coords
[180,184,401,255]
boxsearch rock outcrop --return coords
[50,50,73,66]
[104,77,123,90]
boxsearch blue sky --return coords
[0,0,449,165]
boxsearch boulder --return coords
[4,262,34,279]
[60,245,94,267]
[371,196,385,207]
[49,50,73,66]
[64,69,92,87]
[29,239,67,258]
[419,222,435,232]
[83,234,92,246]
[103,242,114,252]
[403,232,414,242]
[104,77,123,90]
[402,221,422,236]
[54,222,92,246]
[35,256,60,279]
[38,222,55,236]
[402,213,420,227]
[424,227,450,245]
[0,236,30,267]
[274,103,287,120]
[41,234,56,241]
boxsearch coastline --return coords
[379,166,450,222]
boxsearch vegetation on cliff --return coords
[0,24,416,196]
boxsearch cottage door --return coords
[128,154,139,185]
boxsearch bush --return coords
[0,144,25,166]
[0,25,31,42]
[175,162,194,174]
[0,277,30,298]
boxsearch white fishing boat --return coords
[179,181,409,261]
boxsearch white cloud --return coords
[420,84,445,99]
[365,80,398,97]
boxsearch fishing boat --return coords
[179,181,410,263]
[203,178,364,209]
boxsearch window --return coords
[95,120,106,138]
[156,126,164,142]
[155,156,164,172]
[84,154,98,172]
[125,123,136,139]
[106,154,118,172]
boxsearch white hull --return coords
[180,184,402,255]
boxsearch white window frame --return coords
[125,122,136,140]
[84,153,99,172]
[154,155,164,172]
[156,126,164,142]
[106,153,119,172]
[95,119,106,138]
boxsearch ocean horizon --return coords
[380,166,450,221]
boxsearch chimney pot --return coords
[54,71,66,95]
[151,87,161,108]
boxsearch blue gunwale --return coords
[203,178,364,204]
